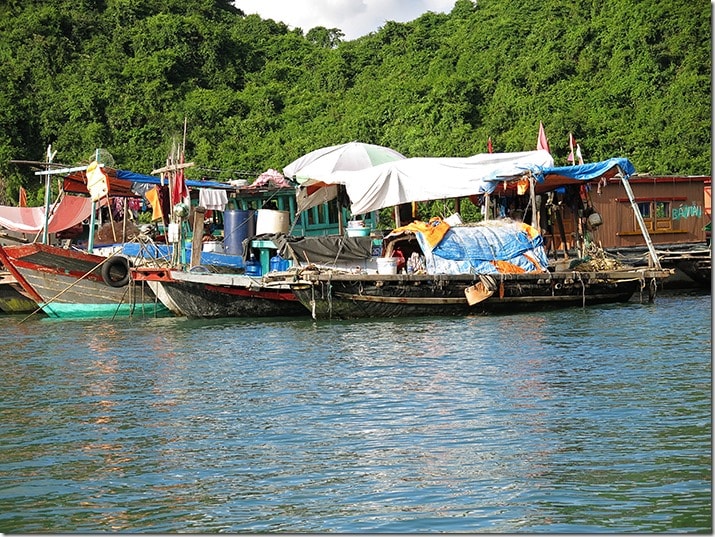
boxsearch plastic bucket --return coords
[256,209,289,235]
[376,257,398,275]
[202,241,223,253]
[346,227,371,237]
[223,210,255,256]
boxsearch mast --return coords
[41,145,57,244]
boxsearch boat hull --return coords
[0,243,168,319]
[0,273,38,314]
[133,267,308,319]
[290,269,668,320]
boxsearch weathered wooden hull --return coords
[671,256,711,288]
[0,272,38,314]
[290,269,670,320]
[0,243,168,319]
[132,267,309,319]
[607,244,711,290]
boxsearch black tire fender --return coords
[101,256,131,288]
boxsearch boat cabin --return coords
[589,174,710,249]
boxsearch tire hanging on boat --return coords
[101,256,131,288]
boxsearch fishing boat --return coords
[286,219,668,319]
[606,243,711,290]
[126,145,393,319]
[132,266,307,319]
[661,248,711,288]
[130,232,380,318]
[0,242,167,319]
[0,145,238,319]
[279,152,673,320]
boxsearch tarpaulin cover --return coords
[0,195,95,234]
[297,152,636,215]
[63,168,233,198]
[532,158,635,193]
[411,220,549,275]
[298,150,554,215]
[272,234,374,264]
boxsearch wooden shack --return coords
[588,174,710,249]
[541,175,710,252]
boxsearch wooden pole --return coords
[529,176,539,229]
[619,171,662,269]
[190,206,206,268]
[554,206,569,258]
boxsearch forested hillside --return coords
[0,0,710,205]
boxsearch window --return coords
[635,200,676,232]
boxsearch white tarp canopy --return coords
[297,150,554,215]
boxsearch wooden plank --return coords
[334,292,468,305]
[151,162,195,174]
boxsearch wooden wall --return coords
[588,176,709,248]
[540,175,710,251]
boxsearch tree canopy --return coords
[0,0,710,205]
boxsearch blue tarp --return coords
[476,157,636,195]
[115,169,233,189]
[413,221,550,275]
[537,158,635,182]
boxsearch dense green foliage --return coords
[0,0,710,206]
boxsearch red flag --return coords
[172,150,189,203]
[567,132,575,163]
[487,137,493,153]
[536,122,550,153]
[18,187,27,207]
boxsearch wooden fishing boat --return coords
[0,270,39,314]
[276,152,678,320]
[0,243,168,319]
[287,267,669,320]
[132,266,307,319]
[656,248,711,289]
[606,243,711,289]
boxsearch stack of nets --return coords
[569,243,626,272]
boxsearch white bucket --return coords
[202,241,223,253]
[376,257,398,275]
[256,209,289,235]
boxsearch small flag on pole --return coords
[18,186,27,207]
[576,144,584,165]
[567,132,575,163]
[536,122,550,153]
[487,137,493,153]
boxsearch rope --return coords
[19,253,119,323]
[576,271,585,308]
[310,282,316,320]
[111,284,131,320]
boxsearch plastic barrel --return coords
[256,209,289,235]
[223,210,255,256]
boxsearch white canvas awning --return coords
[297,150,554,215]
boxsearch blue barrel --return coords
[223,210,255,256]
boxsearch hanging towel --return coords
[145,186,163,222]
[199,188,228,211]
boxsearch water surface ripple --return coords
[0,292,711,532]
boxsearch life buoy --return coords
[101,256,131,288]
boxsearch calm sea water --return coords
[0,291,711,533]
